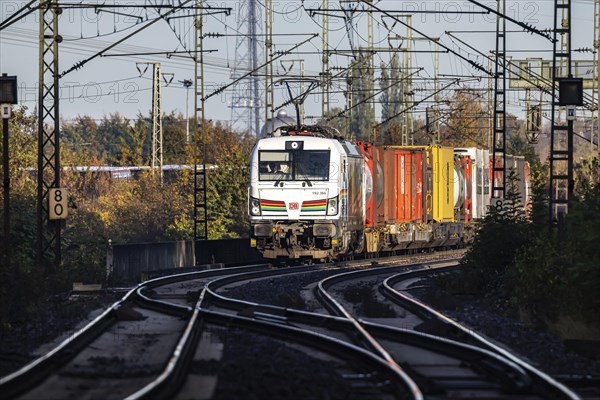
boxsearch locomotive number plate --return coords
[289,202,299,210]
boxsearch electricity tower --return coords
[230,0,264,136]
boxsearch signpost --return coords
[49,188,68,220]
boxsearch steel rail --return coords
[314,261,466,400]
[134,286,193,317]
[125,260,414,399]
[362,320,531,392]
[128,305,419,399]
[383,267,582,400]
[124,287,210,400]
[206,284,535,393]
[200,259,537,396]
[0,263,270,399]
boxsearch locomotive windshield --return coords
[259,150,330,182]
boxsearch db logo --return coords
[289,202,299,210]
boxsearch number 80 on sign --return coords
[49,188,68,220]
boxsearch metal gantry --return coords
[549,0,574,224]
[433,40,441,144]
[400,18,413,145]
[321,0,330,119]
[346,64,353,138]
[264,0,274,129]
[195,0,205,125]
[36,0,61,271]
[194,163,208,242]
[593,0,600,149]
[194,0,208,242]
[367,2,375,140]
[491,0,507,201]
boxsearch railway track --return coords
[0,255,583,400]
[205,258,580,399]
[316,262,580,399]
[0,265,269,400]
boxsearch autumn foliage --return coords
[0,108,255,326]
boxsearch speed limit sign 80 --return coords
[49,188,68,220]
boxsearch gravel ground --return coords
[221,269,351,311]
[406,276,600,378]
[204,326,392,400]
[0,292,123,378]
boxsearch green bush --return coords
[446,158,600,334]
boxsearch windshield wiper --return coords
[301,176,312,187]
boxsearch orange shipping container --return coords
[376,147,425,224]
[394,150,423,222]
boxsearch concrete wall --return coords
[107,239,263,282]
[107,241,195,282]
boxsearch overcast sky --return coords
[0,0,595,130]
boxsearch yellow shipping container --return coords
[431,146,454,222]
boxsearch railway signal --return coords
[1,73,18,269]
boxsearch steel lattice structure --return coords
[549,0,574,225]
[230,0,264,137]
[194,0,208,242]
[151,63,163,180]
[36,0,61,271]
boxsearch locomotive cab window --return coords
[259,150,330,182]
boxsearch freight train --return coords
[248,125,530,262]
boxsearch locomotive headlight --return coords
[326,197,338,215]
[250,197,261,216]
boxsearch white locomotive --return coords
[248,126,365,261]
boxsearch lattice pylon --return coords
[593,0,600,150]
[36,0,61,271]
[549,0,573,224]
[151,63,163,181]
[230,0,265,136]
[491,0,507,200]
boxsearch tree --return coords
[163,111,188,164]
[442,89,488,147]
[378,54,403,144]
[195,121,255,239]
[507,129,538,167]
[456,169,531,296]
[348,54,376,140]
